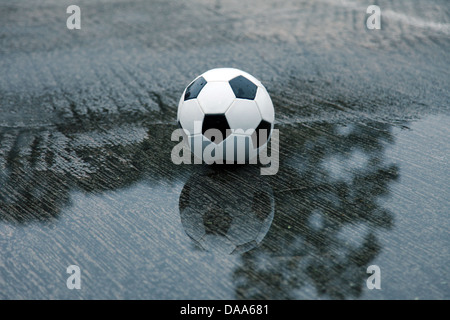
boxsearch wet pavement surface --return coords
[0,0,449,299]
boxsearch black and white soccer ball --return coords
[177,68,275,163]
[179,168,275,254]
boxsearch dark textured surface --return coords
[0,0,449,299]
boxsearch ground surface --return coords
[0,0,449,299]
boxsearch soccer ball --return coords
[177,68,275,163]
[179,168,275,254]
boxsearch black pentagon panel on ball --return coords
[251,120,272,149]
[202,114,231,144]
[184,76,207,101]
[229,75,257,100]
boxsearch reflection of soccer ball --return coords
[177,68,275,163]
[179,168,275,254]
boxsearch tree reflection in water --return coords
[0,118,399,299]
[232,122,399,299]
